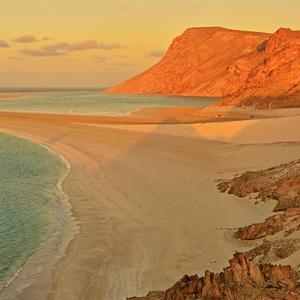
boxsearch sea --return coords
[0,132,74,299]
[0,87,216,298]
[0,87,216,115]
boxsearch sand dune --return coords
[0,110,299,299]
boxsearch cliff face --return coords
[217,28,300,108]
[105,27,300,109]
[105,27,269,97]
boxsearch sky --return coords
[1,0,300,87]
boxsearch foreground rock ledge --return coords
[234,208,300,240]
[127,252,300,300]
[218,159,300,241]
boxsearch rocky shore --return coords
[218,159,300,212]
[127,252,300,300]
[128,159,300,299]
[218,159,300,240]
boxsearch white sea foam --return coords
[0,133,78,300]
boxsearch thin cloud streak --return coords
[43,40,122,52]
[20,40,123,57]
[20,48,66,57]
[12,35,53,43]
[9,56,26,60]
[12,35,38,43]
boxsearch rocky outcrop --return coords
[235,208,300,240]
[247,239,300,263]
[127,253,300,299]
[105,27,300,109]
[218,159,300,241]
[105,27,269,97]
[217,28,300,108]
[127,161,300,300]
[218,159,300,212]
[128,292,165,300]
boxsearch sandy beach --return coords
[0,93,25,101]
[0,107,299,299]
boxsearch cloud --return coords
[9,56,26,60]
[93,56,108,63]
[12,35,54,43]
[0,40,10,48]
[20,39,122,58]
[20,48,66,57]
[146,50,165,58]
[42,37,53,41]
[12,35,39,43]
[43,40,122,52]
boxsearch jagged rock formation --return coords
[218,159,300,212]
[127,161,300,299]
[126,162,300,299]
[247,239,300,263]
[105,27,300,109]
[235,208,300,240]
[127,253,300,300]
[218,159,300,241]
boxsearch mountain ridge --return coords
[105,27,300,109]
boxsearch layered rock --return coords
[105,27,300,109]
[218,159,300,241]
[218,159,300,212]
[235,208,300,240]
[127,253,300,299]
[217,28,300,108]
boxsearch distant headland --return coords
[105,27,300,109]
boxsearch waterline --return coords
[0,132,78,299]
[0,90,217,116]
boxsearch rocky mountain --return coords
[217,28,300,108]
[105,27,300,109]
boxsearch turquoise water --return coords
[0,134,68,294]
[0,89,216,115]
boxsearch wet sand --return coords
[0,107,299,299]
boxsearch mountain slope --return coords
[104,27,269,97]
[216,28,300,108]
[105,27,300,109]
